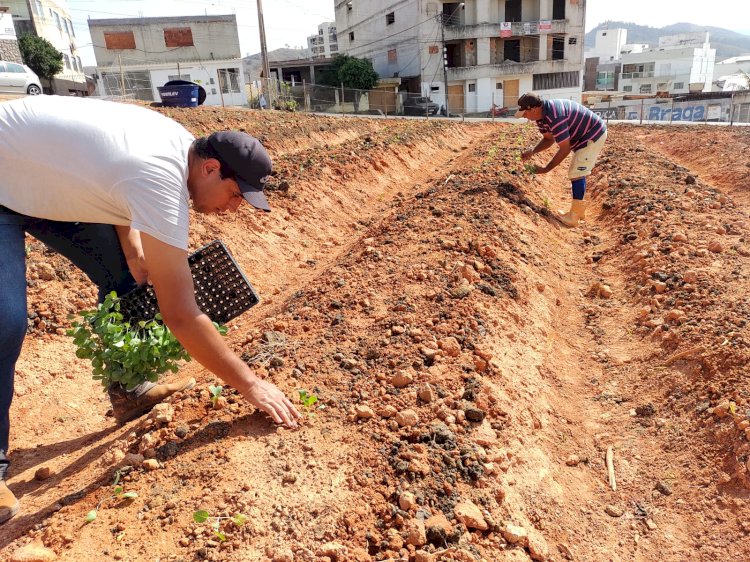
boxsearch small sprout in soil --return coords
[524,163,538,175]
[193,510,248,542]
[298,389,318,416]
[542,193,551,209]
[85,472,138,523]
[208,385,223,407]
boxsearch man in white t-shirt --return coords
[0,95,301,524]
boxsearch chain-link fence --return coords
[248,78,749,124]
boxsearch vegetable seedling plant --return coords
[85,468,138,523]
[69,291,226,390]
[193,510,248,542]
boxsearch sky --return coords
[68,0,750,67]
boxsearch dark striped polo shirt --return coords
[536,99,606,151]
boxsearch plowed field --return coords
[3,103,750,562]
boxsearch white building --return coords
[587,28,627,62]
[307,22,339,59]
[4,0,86,94]
[619,32,715,95]
[88,15,247,107]
[335,0,586,114]
[0,7,22,63]
[714,54,750,92]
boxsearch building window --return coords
[62,54,70,69]
[69,19,75,37]
[388,49,397,63]
[164,28,194,47]
[552,37,565,60]
[533,70,579,90]
[568,37,577,45]
[640,83,652,94]
[168,74,192,81]
[386,12,395,25]
[218,68,241,94]
[104,31,136,50]
[77,56,82,71]
[53,12,61,30]
[349,31,354,41]
[623,85,633,92]
[468,83,476,92]
[674,82,684,89]
[496,82,503,89]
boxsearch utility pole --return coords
[440,12,449,117]
[257,0,272,101]
[118,53,125,97]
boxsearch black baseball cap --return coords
[207,131,272,212]
[514,92,543,119]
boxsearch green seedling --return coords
[69,292,227,391]
[298,389,318,416]
[524,163,537,175]
[542,194,551,209]
[193,510,248,542]
[208,385,223,406]
[85,469,138,523]
[298,389,318,409]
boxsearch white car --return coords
[0,61,42,95]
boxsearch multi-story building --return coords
[307,22,339,59]
[88,15,247,107]
[335,0,586,114]
[0,6,22,63]
[714,54,750,91]
[584,28,628,92]
[619,32,715,95]
[4,0,86,94]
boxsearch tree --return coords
[319,55,379,113]
[18,34,63,94]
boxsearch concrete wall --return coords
[0,11,21,62]
[335,0,422,80]
[89,15,240,67]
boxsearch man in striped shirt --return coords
[516,92,607,227]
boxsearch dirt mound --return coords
[4,104,750,561]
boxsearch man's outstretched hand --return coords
[241,378,302,428]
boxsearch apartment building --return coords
[88,15,247,106]
[335,0,586,114]
[307,22,339,59]
[619,32,715,95]
[0,7,21,63]
[583,28,628,92]
[4,0,86,94]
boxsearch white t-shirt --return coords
[0,95,195,249]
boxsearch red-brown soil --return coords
[3,103,750,562]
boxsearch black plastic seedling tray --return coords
[118,240,259,324]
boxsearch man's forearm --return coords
[166,311,260,393]
[532,137,555,154]
[544,145,572,172]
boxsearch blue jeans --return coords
[0,206,137,480]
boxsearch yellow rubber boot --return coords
[557,199,587,228]
[0,480,19,524]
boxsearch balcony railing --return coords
[621,71,655,79]
[443,18,567,41]
[447,59,570,80]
